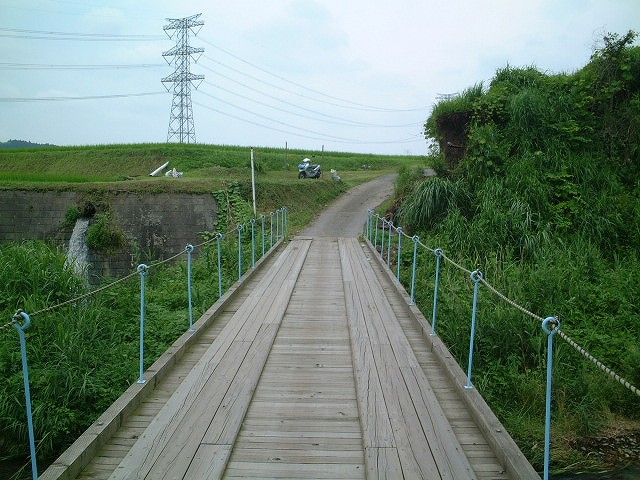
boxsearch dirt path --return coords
[299,173,397,238]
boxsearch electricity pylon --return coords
[162,14,204,143]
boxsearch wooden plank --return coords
[364,447,403,479]
[225,238,366,478]
[182,444,231,479]
[109,240,310,480]
[339,237,477,479]
[342,280,395,449]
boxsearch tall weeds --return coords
[398,30,640,471]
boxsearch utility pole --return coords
[162,14,204,144]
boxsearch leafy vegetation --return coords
[391,31,640,473]
[0,141,422,477]
[0,142,419,190]
[86,211,127,253]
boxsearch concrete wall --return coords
[0,191,218,280]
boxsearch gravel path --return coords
[299,173,397,238]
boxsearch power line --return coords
[200,54,426,114]
[0,92,165,102]
[193,100,421,146]
[0,62,164,70]
[200,37,430,113]
[200,79,422,129]
[0,27,164,41]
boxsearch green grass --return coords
[0,143,423,190]
[0,141,423,477]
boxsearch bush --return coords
[86,212,126,253]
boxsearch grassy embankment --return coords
[0,142,423,477]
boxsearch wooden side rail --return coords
[339,237,476,479]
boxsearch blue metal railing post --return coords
[186,244,194,332]
[137,263,149,384]
[276,209,280,241]
[465,270,483,389]
[366,209,373,241]
[380,218,386,257]
[374,214,379,250]
[542,316,560,480]
[216,233,223,299]
[260,214,266,257]
[396,227,403,281]
[410,235,419,305]
[12,311,38,480]
[284,207,288,238]
[430,248,443,336]
[237,224,244,280]
[251,218,256,267]
[387,222,393,268]
[270,212,274,248]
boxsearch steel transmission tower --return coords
[162,14,204,143]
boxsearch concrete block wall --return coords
[0,190,218,279]
[0,191,77,243]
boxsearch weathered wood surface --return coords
[339,237,475,479]
[224,237,365,479]
[43,236,538,480]
[109,239,311,479]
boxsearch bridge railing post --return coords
[374,214,380,250]
[410,235,419,305]
[465,270,483,389]
[396,227,403,281]
[216,233,223,299]
[237,224,244,281]
[137,263,149,384]
[430,248,443,336]
[276,209,280,242]
[380,218,386,258]
[260,215,266,257]
[282,207,288,239]
[387,222,393,268]
[186,244,195,332]
[542,316,559,480]
[251,218,256,268]
[270,212,274,248]
[12,311,38,480]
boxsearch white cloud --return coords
[1,0,638,153]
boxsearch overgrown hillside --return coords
[392,31,640,473]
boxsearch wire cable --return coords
[200,54,426,114]
[0,91,165,102]
[200,37,430,112]
[193,99,421,146]
[0,62,164,70]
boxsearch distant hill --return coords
[0,139,56,149]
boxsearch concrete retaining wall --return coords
[0,191,218,280]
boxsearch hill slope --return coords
[392,31,640,473]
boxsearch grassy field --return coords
[0,142,425,237]
[0,142,422,192]
[0,142,425,478]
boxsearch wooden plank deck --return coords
[224,237,365,479]
[42,236,538,480]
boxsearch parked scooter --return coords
[298,158,322,179]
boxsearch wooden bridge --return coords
[41,231,539,479]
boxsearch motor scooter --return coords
[297,159,322,179]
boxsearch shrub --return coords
[86,212,126,253]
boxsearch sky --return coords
[0,1,638,155]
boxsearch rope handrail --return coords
[556,328,640,397]
[366,211,640,398]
